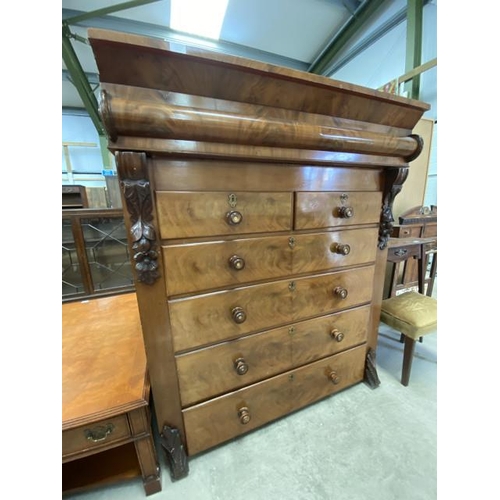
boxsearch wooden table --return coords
[62,293,161,496]
[385,237,437,298]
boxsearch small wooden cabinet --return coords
[62,293,161,496]
[88,28,430,478]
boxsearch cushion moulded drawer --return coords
[156,191,293,239]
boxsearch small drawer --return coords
[176,305,370,407]
[156,191,292,239]
[62,414,130,458]
[182,344,366,455]
[294,191,382,230]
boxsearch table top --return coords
[62,293,148,430]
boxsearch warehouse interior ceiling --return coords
[62,0,437,115]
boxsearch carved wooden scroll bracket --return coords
[116,151,160,285]
[160,425,189,480]
[364,347,381,389]
[378,167,409,250]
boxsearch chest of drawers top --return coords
[88,28,430,467]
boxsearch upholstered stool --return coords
[380,291,437,386]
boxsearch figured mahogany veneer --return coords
[88,28,429,476]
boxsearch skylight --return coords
[170,0,229,40]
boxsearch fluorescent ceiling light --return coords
[170,0,229,40]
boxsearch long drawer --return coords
[156,191,293,239]
[169,265,375,351]
[163,227,378,295]
[176,305,370,406]
[182,344,366,455]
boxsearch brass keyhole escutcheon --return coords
[289,281,296,292]
[288,237,296,249]
[228,193,237,207]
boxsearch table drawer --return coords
[163,227,377,296]
[62,414,130,458]
[176,305,370,407]
[295,191,382,230]
[169,266,374,352]
[182,344,366,455]
[156,191,293,239]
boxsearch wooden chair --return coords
[380,238,437,386]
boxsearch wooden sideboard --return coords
[88,28,430,478]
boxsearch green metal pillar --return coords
[308,0,386,75]
[404,0,423,100]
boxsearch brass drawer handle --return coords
[234,357,249,375]
[328,371,341,385]
[330,243,351,255]
[226,210,243,225]
[333,286,348,299]
[238,406,251,425]
[394,249,408,257]
[231,306,247,324]
[84,423,115,443]
[229,255,246,270]
[338,206,354,218]
[330,328,345,342]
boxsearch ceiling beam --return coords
[63,0,162,25]
[62,8,309,71]
[62,23,104,135]
[404,0,423,99]
[308,0,386,75]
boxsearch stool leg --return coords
[401,336,417,386]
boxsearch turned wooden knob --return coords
[238,406,251,424]
[338,206,354,218]
[330,328,345,342]
[229,255,245,270]
[333,286,348,299]
[234,357,249,375]
[231,306,247,324]
[330,243,351,255]
[328,371,341,385]
[226,210,243,225]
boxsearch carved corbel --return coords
[116,151,160,285]
[378,167,409,250]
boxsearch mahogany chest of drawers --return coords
[88,28,429,478]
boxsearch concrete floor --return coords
[64,300,437,500]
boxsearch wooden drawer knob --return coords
[229,255,246,270]
[231,306,247,324]
[338,206,354,218]
[226,210,243,225]
[234,357,249,375]
[330,328,345,342]
[333,286,348,299]
[328,371,341,385]
[238,406,251,425]
[330,243,351,255]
